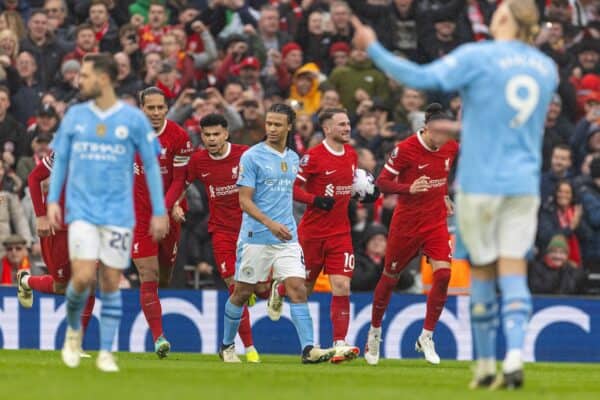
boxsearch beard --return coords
[80,82,102,100]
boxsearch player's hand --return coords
[267,221,292,242]
[150,215,169,242]
[36,215,54,237]
[444,195,454,216]
[351,16,377,51]
[313,196,335,211]
[409,176,431,194]
[47,203,62,231]
[172,204,186,223]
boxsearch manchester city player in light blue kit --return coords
[219,103,335,364]
[47,54,169,372]
[352,0,558,389]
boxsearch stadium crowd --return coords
[0,0,598,295]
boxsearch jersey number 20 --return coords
[505,74,540,128]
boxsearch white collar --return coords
[155,120,167,136]
[417,129,438,152]
[208,142,231,160]
[88,100,124,120]
[323,139,345,156]
[263,142,287,158]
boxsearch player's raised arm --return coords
[351,16,478,92]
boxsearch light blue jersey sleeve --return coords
[48,109,75,204]
[367,41,481,92]
[237,151,258,189]
[132,112,166,217]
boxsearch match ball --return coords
[352,168,375,200]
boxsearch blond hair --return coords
[505,0,540,44]
[0,28,19,60]
[0,11,26,41]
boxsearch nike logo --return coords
[325,170,336,175]
[418,164,429,170]
[201,173,210,177]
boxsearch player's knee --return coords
[53,282,67,294]
[232,285,253,304]
[382,270,402,281]
[286,282,307,303]
[330,278,351,296]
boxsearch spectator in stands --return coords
[62,23,97,64]
[417,11,464,63]
[571,37,600,77]
[16,132,50,185]
[528,234,586,295]
[326,40,350,73]
[118,23,142,73]
[327,46,389,116]
[353,112,383,156]
[537,180,591,265]
[392,86,426,131]
[141,50,161,87]
[88,0,119,53]
[9,50,41,126]
[155,60,181,103]
[258,4,290,52]
[0,161,32,255]
[0,10,26,40]
[541,144,575,201]
[295,9,332,66]
[0,27,19,67]
[19,8,66,90]
[573,93,600,169]
[160,31,195,89]
[543,94,576,165]
[27,103,58,137]
[352,223,387,291]
[357,147,377,174]
[50,59,79,103]
[187,20,218,76]
[0,234,29,284]
[0,85,28,163]
[138,1,170,53]
[222,79,243,105]
[114,51,142,98]
[580,157,600,271]
[44,0,75,47]
[288,62,321,115]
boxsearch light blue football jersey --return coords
[368,40,558,196]
[48,101,166,228]
[237,142,299,244]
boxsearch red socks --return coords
[424,268,451,331]
[229,285,253,348]
[331,295,350,342]
[140,281,163,342]
[371,274,397,328]
[277,283,286,297]
[81,294,96,333]
[27,275,55,294]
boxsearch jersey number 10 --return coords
[505,74,540,128]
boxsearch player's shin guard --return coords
[331,296,350,342]
[140,281,163,341]
[81,294,96,333]
[424,269,451,331]
[371,274,397,328]
[223,298,244,346]
[290,303,314,349]
[498,275,532,360]
[65,283,90,331]
[27,275,56,294]
[99,290,122,352]
[229,285,253,348]
[470,278,498,360]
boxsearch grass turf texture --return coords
[1,350,599,400]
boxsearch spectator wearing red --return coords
[160,31,194,89]
[0,234,29,285]
[138,2,170,53]
[88,0,119,53]
[62,23,97,64]
[270,41,302,90]
[155,61,181,103]
[328,41,350,73]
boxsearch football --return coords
[352,168,375,200]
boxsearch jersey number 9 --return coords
[505,74,540,128]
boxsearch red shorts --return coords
[211,231,238,279]
[384,224,451,274]
[40,230,71,283]
[299,233,355,282]
[132,218,181,268]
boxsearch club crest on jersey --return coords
[232,165,239,179]
[281,161,288,172]
[96,124,107,137]
[300,155,309,167]
[115,126,129,140]
[445,158,450,171]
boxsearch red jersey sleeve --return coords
[376,145,412,194]
[165,133,194,209]
[28,154,52,217]
[294,152,317,204]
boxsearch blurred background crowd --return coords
[0,0,598,296]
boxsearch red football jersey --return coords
[134,120,193,222]
[27,152,68,230]
[384,131,458,233]
[297,141,357,239]
[186,143,248,234]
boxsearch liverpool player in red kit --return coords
[173,113,263,363]
[277,108,371,363]
[364,103,458,366]
[133,87,193,359]
[18,152,96,342]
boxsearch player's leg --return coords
[456,192,502,388]
[62,221,100,368]
[94,224,134,372]
[490,196,539,390]
[157,219,180,288]
[275,243,335,364]
[365,232,421,365]
[415,228,453,364]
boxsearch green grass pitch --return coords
[1,350,599,400]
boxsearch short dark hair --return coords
[424,102,453,123]
[83,53,118,82]
[552,143,572,154]
[149,1,166,10]
[30,8,48,19]
[200,113,228,129]
[267,103,296,127]
[90,0,109,10]
[0,85,10,98]
[318,107,348,126]
[76,23,95,37]
[139,86,167,106]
